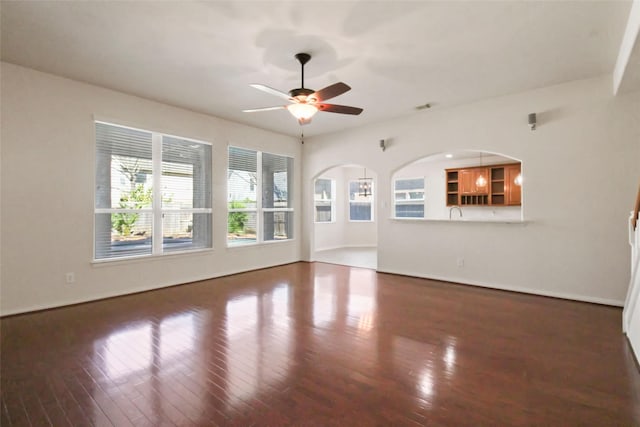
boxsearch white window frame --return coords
[94,121,213,262]
[393,177,425,219]
[348,180,374,222]
[314,178,336,223]
[227,147,294,247]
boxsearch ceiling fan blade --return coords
[309,82,351,102]
[318,103,363,115]
[242,106,286,113]
[249,84,292,101]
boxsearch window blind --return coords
[95,122,212,260]
[95,123,154,259]
[262,152,293,241]
[227,147,294,245]
[161,136,212,252]
[394,178,425,218]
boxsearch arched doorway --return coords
[311,164,378,269]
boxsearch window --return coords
[314,178,335,222]
[394,178,425,218]
[348,180,374,221]
[262,152,293,242]
[95,122,212,260]
[227,147,293,246]
[227,147,258,245]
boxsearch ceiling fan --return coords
[243,52,363,125]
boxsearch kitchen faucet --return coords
[449,205,463,220]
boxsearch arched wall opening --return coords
[311,164,378,269]
[391,150,523,221]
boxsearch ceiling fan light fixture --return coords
[245,53,362,124]
[287,103,318,121]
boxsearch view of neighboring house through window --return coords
[94,122,212,260]
[314,178,335,222]
[262,152,294,242]
[348,180,374,221]
[394,177,425,218]
[227,147,293,246]
[227,147,258,246]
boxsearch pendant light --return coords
[358,168,372,197]
[475,152,487,188]
[514,173,523,186]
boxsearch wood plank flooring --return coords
[2,262,639,426]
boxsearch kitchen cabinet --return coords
[446,163,521,206]
[460,168,489,195]
[490,166,505,205]
[505,164,522,205]
[446,170,459,206]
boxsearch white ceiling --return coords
[0,1,633,137]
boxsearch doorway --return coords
[312,165,377,269]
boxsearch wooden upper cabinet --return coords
[459,169,473,195]
[446,163,521,206]
[505,164,522,205]
[459,168,489,195]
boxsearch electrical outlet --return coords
[456,257,464,268]
[65,272,75,284]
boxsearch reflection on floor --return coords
[313,246,377,269]
[2,262,638,425]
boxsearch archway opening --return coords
[312,164,378,269]
[392,150,523,221]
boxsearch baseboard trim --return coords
[625,334,640,373]
[376,267,624,307]
[314,244,377,253]
[2,260,623,316]
[0,261,299,317]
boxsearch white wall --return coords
[302,75,640,305]
[313,165,377,252]
[0,62,302,315]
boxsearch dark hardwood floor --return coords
[1,262,639,426]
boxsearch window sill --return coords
[226,238,296,250]
[390,217,528,224]
[92,247,215,267]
